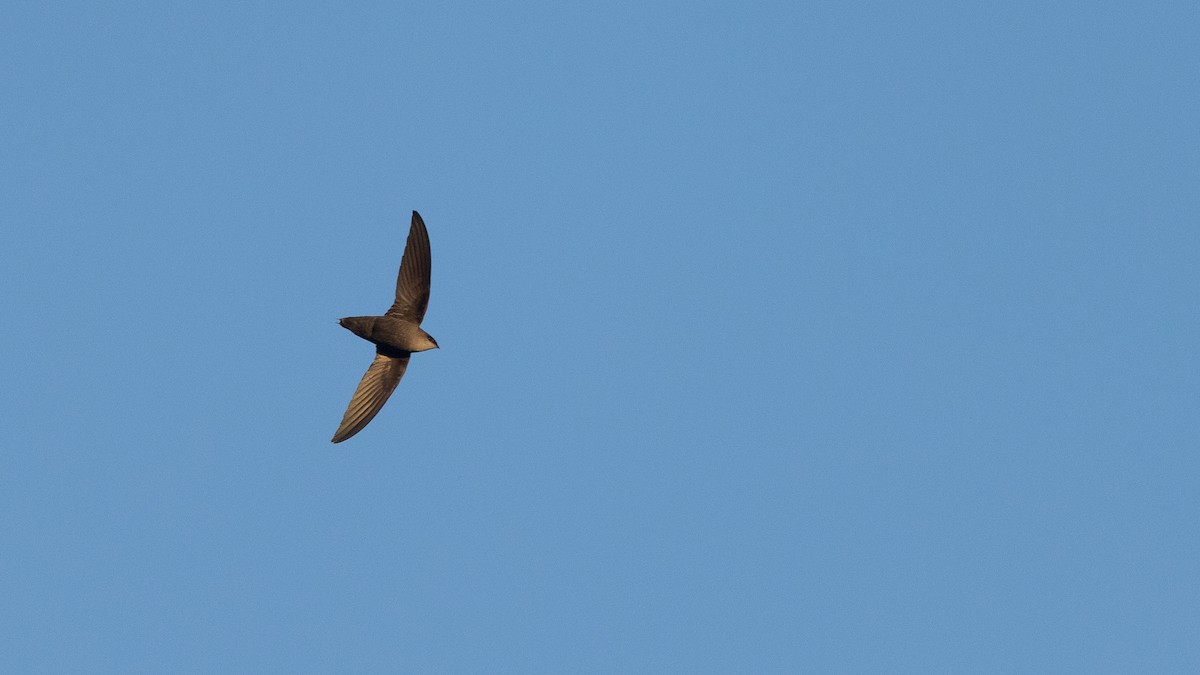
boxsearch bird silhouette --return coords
[331,211,438,443]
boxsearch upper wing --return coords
[330,350,411,443]
[385,211,431,324]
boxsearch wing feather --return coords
[331,351,410,443]
[385,211,431,323]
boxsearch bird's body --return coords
[331,211,437,443]
[338,315,439,354]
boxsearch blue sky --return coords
[2,1,1198,672]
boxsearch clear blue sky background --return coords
[3,1,1198,672]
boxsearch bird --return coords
[331,210,439,443]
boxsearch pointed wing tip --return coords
[332,423,368,443]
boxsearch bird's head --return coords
[416,329,439,351]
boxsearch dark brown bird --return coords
[331,211,438,443]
